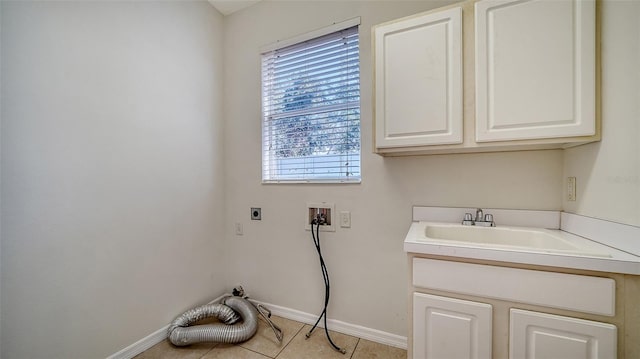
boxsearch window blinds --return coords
[261,24,360,183]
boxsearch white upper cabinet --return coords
[374,6,463,148]
[475,0,596,142]
[373,0,599,156]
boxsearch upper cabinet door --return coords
[475,0,596,142]
[374,7,463,148]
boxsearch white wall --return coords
[563,0,640,227]
[223,0,563,338]
[0,2,226,358]
[5,0,632,356]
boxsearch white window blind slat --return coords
[264,70,360,93]
[267,102,359,121]
[264,74,360,103]
[267,35,359,67]
[263,53,360,100]
[262,24,360,183]
[267,41,360,76]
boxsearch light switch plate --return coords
[340,211,351,228]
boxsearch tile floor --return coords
[135,315,406,359]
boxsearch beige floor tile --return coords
[201,344,270,359]
[133,339,216,359]
[351,339,407,359]
[276,324,359,359]
[239,315,305,357]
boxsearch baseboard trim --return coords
[106,323,169,359]
[107,296,408,358]
[251,300,408,350]
[106,294,227,359]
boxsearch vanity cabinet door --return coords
[510,309,617,359]
[374,6,463,149]
[413,293,492,359]
[475,0,596,142]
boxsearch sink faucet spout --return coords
[462,208,495,227]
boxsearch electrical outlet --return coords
[567,177,576,201]
[251,208,261,220]
[235,222,243,235]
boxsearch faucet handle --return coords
[484,213,495,227]
[462,213,474,225]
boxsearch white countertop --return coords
[405,207,640,275]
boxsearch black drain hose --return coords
[305,219,346,354]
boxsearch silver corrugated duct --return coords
[167,296,258,346]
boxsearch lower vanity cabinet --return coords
[410,258,621,359]
[510,309,617,359]
[411,295,618,359]
[413,293,492,359]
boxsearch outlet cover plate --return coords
[251,207,262,220]
[567,177,576,201]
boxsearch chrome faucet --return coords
[475,208,484,222]
[462,208,496,227]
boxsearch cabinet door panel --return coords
[475,0,595,142]
[510,309,617,359]
[413,293,492,359]
[375,7,463,147]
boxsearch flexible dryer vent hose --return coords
[167,296,258,346]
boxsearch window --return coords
[261,19,361,183]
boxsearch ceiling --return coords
[208,0,262,16]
